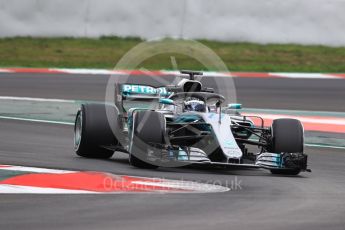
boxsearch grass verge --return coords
[0,36,344,72]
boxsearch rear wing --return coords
[115,83,171,114]
[121,84,170,98]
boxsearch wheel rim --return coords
[74,111,83,150]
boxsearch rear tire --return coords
[268,118,304,175]
[129,110,165,169]
[74,103,118,159]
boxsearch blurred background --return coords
[0,0,344,72]
[1,0,345,45]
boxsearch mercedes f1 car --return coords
[74,70,309,175]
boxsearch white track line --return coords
[0,185,99,194]
[0,96,76,103]
[0,68,13,73]
[0,165,74,174]
[51,68,116,75]
[272,73,342,79]
[305,144,345,150]
[0,116,73,125]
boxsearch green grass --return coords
[0,36,344,72]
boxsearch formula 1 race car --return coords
[74,70,309,175]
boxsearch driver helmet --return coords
[184,99,206,112]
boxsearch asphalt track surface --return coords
[0,73,345,230]
[0,72,344,111]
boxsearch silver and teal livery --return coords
[74,70,309,175]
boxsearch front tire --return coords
[268,118,304,175]
[269,118,304,153]
[129,110,165,169]
[74,103,118,159]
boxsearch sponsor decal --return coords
[122,84,170,96]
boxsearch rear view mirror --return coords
[228,103,242,109]
[159,98,175,105]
